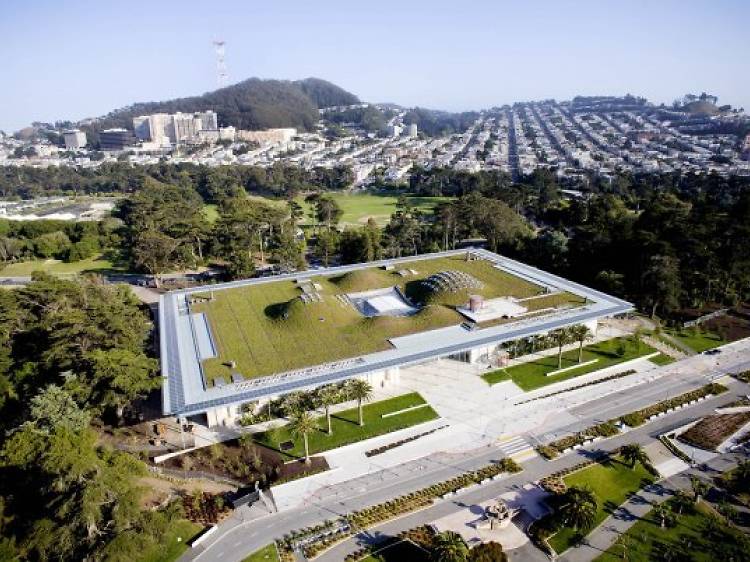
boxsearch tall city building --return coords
[132,111,218,145]
[99,128,136,151]
[408,123,418,138]
[63,129,87,149]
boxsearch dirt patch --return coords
[160,438,329,488]
[138,476,234,510]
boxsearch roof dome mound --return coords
[422,270,483,294]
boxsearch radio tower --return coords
[213,40,228,87]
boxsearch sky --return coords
[1,0,748,132]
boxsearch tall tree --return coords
[347,379,372,426]
[288,410,317,465]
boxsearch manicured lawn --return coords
[241,543,280,562]
[663,327,726,353]
[483,337,657,391]
[549,456,655,554]
[0,254,123,276]
[137,519,203,562]
[595,500,749,561]
[648,353,675,366]
[194,254,579,382]
[360,540,431,562]
[253,393,438,459]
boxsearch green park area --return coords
[648,353,675,366]
[192,254,585,383]
[596,499,748,561]
[138,519,204,562]
[662,327,726,353]
[253,393,438,459]
[482,337,657,391]
[242,543,280,562]
[0,254,123,276]
[204,193,450,227]
[548,456,655,554]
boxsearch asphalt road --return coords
[182,372,750,562]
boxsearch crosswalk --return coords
[495,435,536,461]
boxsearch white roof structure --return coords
[159,248,633,418]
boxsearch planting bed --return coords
[677,412,750,451]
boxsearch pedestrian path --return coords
[495,435,536,461]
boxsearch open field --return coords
[549,456,655,554]
[193,254,584,383]
[482,337,657,390]
[0,254,123,276]
[204,193,450,227]
[137,519,203,562]
[253,393,438,460]
[595,499,749,561]
[241,543,280,562]
[297,193,450,226]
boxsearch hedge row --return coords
[516,369,637,405]
[536,383,728,459]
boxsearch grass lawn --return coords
[595,500,748,561]
[360,540,431,562]
[296,193,450,227]
[483,337,657,391]
[204,193,450,228]
[193,254,586,383]
[253,393,438,459]
[136,519,203,562]
[241,543,280,562]
[648,353,675,366]
[548,456,655,554]
[663,327,726,353]
[0,254,124,276]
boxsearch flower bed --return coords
[732,370,750,383]
[365,425,449,457]
[677,412,750,451]
[621,383,727,425]
[516,369,636,405]
[659,434,692,463]
[536,421,620,459]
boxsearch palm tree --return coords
[690,476,709,503]
[347,379,372,426]
[288,410,318,465]
[653,504,673,528]
[550,328,572,369]
[570,324,594,363]
[559,485,598,531]
[318,387,338,435]
[672,490,692,515]
[621,443,647,468]
[431,531,468,562]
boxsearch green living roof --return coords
[191,254,585,384]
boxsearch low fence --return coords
[148,464,245,488]
[684,308,729,328]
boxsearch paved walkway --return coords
[560,452,744,562]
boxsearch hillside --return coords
[92,77,359,133]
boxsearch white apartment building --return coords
[133,111,219,145]
[63,129,87,150]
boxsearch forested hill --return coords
[94,77,359,132]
